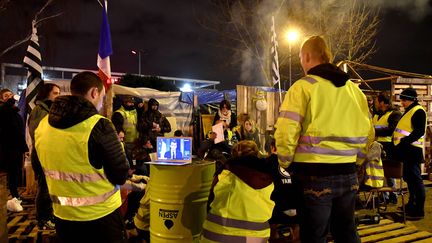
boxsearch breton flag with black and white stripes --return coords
[23,20,43,111]
[270,16,280,86]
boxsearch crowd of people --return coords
[0,35,428,243]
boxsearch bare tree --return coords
[0,0,10,13]
[0,0,62,57]
[197,0,380,86]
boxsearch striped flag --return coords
[270,16,280,86]
[23,20,43,111]
[97,3,113,90]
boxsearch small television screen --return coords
[156,137,192,163]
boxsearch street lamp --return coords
[285,30,299,89]
[131,50,143,76]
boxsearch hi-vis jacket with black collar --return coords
[275,69,374,169]
[36,114,122,221]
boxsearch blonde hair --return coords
[301,36,332,63]
[232,140,259,158]
[242,118,256,134]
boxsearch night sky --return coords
[0,0,431,90]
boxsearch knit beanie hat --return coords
[400,88,417,101]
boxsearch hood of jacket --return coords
[148,98,159,110]
[225,155,273,189]
[308,63,350,88]
[48,95,99,129]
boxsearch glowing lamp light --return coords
[285,30,299,43]
[131,50,137,55]
[180,83,193,92]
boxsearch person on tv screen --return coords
[164,140,183,160]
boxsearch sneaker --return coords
[7,197,23,212]
[38,220,56,230]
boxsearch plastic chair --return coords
[366,159,406,223]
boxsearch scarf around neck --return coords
[218,109,231,126]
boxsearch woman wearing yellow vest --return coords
[393,88,427,220]
[35,72,130,242]
[201,140,275,242]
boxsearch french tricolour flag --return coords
[97,3,113,90]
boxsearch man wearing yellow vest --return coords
[373,92,402,203]
[393,88,426,220]
[112,95,139,163]
[35,72,130,242]
[274,36,373,243]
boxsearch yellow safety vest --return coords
[275,75,373,168]
[35,115,121,221]
[393,105,426,148]
[114,106,138,143]
[363,142,384,188]
[201,170,274,242]
[372,111,393,143]
[134,180,151,231]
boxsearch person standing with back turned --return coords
[35,72,130,242]
[393,87,427,220]
[274,36,373,243]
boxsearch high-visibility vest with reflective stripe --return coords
[393,105,426,148]
[201,170,274,242]
[364,158,384,188]
[275,75,372,165]
[35,115,121,221]
[114,106,138,143]
[373,111,393,142]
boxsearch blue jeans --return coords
[293,172,360,243]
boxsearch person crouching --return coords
[201,140,275,242]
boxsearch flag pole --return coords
[271,16,282,103]
[101,0,114,118]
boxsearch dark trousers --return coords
[4,151,22,198]
[32,150,53,223]
[35,174,53,222]
[55,207,127,243]
[403,161,425,212]
[293,172,360,243]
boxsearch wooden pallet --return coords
[357,219,432,242]
[7,195,56,243]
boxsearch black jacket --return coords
[137,98,171,147]
[0,101,28,171]
[45,95,129,185]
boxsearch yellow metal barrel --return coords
[150,161,215,242]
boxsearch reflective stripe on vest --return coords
[202,229,268,243]
[35,115,122,221]
[373,111,393,142]
[206,213,269,231]
[44,169,107,182]
[279,110,303,123]
[364,159,384,188]
[202,170,274,241]
[114,107,138,143]
[51,186,119,207]
[393,105,426,148]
